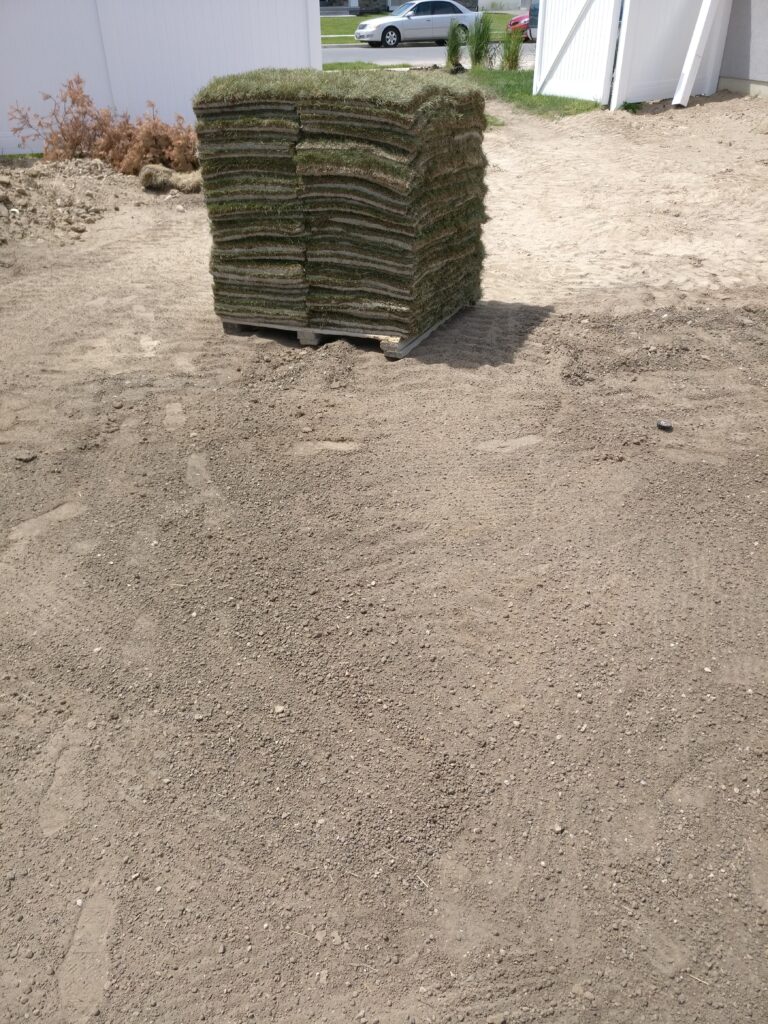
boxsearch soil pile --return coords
[0,159,118,246]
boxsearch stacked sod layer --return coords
[194,97,306,326]
[194,70,486,339]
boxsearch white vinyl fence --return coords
[534,0,735,109]
[533,0,623,104]
[0,0,321,154]
[612,0,733,109]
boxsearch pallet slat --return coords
[220,306,466,359]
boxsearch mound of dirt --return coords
[0,159,129,246]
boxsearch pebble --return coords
[175,204,185,213]
[554,823,565,834]
[13,450,37,463]
[657,419,673,432]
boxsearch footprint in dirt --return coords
[750,838,768,912]
[163,401,186,431]
[58,892,114,1022]
[8,502,86,544]
[476,435,542,454]
[293,440,360,455]
[186,452,225,528]
[120,612,160,672]
[630,917,690,978]
[38,729,88,837]
[186,452,220,495]
[139,334,159,357]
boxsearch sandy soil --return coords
[1,94,767,1024]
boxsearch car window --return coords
[433,2,460,13]
[392,3,417,14]
[411,2,433,15]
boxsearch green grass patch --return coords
[469,69,599,117]
[321,14,368,38]
[323,61,409,71]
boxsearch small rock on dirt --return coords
[657,419,673,431]
[13,450,37,463]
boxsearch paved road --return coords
[323,42,536,68]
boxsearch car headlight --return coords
[358,22,368,30]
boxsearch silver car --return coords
[354,1,480,49]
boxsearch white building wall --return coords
[0,0,321,154]
[721,0,768,89]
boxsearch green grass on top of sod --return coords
[321,12,513,42]
[469,68,599,117]
[195,67,485,108]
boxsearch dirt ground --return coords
[1,93,767,1024]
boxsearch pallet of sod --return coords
[194,69,486,348]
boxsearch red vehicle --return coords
[507,12,531,42]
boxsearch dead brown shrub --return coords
[9,75,198,174]
[117,104,198,175]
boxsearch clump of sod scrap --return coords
[193,68,486,339]
[138,164,202,193]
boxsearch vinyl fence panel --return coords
[533,0,623,104]
[611,0,733,109]
[672,0,734,106]
[1,0,321,154]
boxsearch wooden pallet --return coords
[220,308,464,360]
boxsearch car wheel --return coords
[368,41,382,47]
[381,27,401,48]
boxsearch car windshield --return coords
[392,3,417,14]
